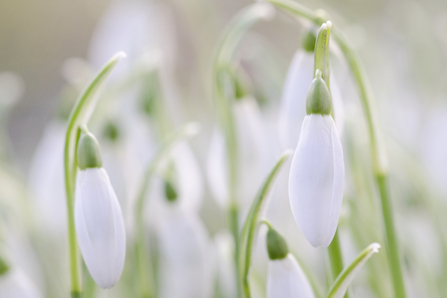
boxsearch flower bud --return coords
[76,128,102,170]
[306,70,332,115]
[302,30,316,53]
[164,179,178,203]
[266,226,289,261]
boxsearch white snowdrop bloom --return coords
[158,207,213,298]
[0,269,43,298]
[264,225,314,298]
[279,50,345,150]
[289,72,345,247]
[267,254,315,298]
[74,130,126,289]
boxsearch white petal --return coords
[289,115,344,247]
[158,209,213,298]
[75,168,126,289]
[278,50,314,150]
[325,120,345,247]
[267,254,315,298]
[170,141,204,213]
[206,128,229,208]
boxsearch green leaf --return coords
[239,150,292,298]
[327,243,381,298]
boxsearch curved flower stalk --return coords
[263,224,314,298]
[240,151,292,298]
[288,22,345,248]
[157,206,213,298]
[74,127,126,289]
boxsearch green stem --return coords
[212,4,274,297]
[376,174,406,298]
[134,123,200,298]
[267,1,407,297]
[327,231,349,298]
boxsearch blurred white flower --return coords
[267,254,314,298]
[28,120,67,234]
[289,114,345,247]
[75,168,126,289]
[158,206,213,298]
[0,269,43,298]
[207,97,271,210]
[213,232,237,298]
[89,0,177,77]
[278,50,344,150]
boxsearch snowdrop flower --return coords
[74,127,126,289]
[157,203,213,298]
[289,70,345,247]
[265,225,314,298]
[279,34,344,150]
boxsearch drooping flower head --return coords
[74,126,126,289]
[288,66,345,247]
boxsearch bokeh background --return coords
[2,0,447,297]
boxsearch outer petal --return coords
[325,119,345,247]
[158,209,213,298]
[278,50,314,150]
[288,115,344,247]
[206,129,229,209]
[75,168,126,289]
[267,254,315,298]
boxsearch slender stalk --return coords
[267,1,407,297]
[240,151,292,298]
[133,123,200,298]
[212,4,274,297]
[327,231,349,298]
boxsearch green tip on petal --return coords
[0,256,10,276]
[77,126,103,170]
[306,69,332,115]
[265,224,289,260]
[302,29,317,53]
[164,180,178,203]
